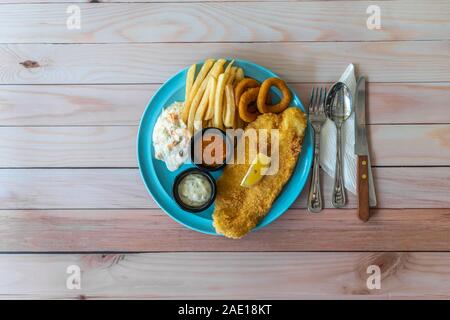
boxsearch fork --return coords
[307,87,327,213]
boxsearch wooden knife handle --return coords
[357,155,370,222]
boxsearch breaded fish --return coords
[213,107,307,238]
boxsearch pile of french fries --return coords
[182,59,245,134]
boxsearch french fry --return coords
[222,98,227,127]
[235,67,244,84]
[223,84,236,128]
[182,59,214,123]
[189,59,227,130]
[224,59,235,74]
[187,77,209,133]
[185,64,196,101]
[194,59,226,127]
[219,64,234,128]
[209,59,226,80]
[220,65,234,127]
[227,67,237,85]
[191,59,215,96]
[213,73,229,129]
[194,82,211,129]
[205,76,216,120]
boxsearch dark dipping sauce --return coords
[191,128,230,171]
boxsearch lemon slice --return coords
[240,153,272,188]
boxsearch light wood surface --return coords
[0,209,449,252]
[1,41,449,84]
[1,252,450,299]
[1,0,449,299]
[1,0,307,2]
[2,2,449,43]
[0,126,137,167]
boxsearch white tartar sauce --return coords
[178,174,212,207]
[152,102,191,171]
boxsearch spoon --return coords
[325,82,353,208]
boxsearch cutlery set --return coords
[307,77,373,221]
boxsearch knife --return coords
[355,76,371,221]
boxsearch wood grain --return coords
[357,155,370,221]
[0,167,448,209]
[0,124,447,167]
[2,1,449,43]
[1,252,450,299]
[1,41,449,84]
[2,83,449,126]
[0,126,136,167]
[0,85,150,126]
[0,0,388,3]
[1,209,449,252]
[0,169,149,209]
[369,124,450,166]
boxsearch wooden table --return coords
[0,0,449,299]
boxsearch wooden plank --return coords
[0,167,448,209]
[2,83,450,126]
[0,84,150,126]
[373,167,450,209]
[0,0,304,3]
[1,252,450,299]
[0,0,406,4]
[0,126,136,167]
[0,209,449,252]
[370,125,450,166]
[0,124,447,167]
[1,41,449,84]
[0,169,149,209]
[2,1,449,43]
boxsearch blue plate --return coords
[137,59,313,235]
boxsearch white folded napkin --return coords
[319,64,377,206]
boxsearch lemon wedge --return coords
[240,153,272,188]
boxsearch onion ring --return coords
[248,92,271,113]
[239,87,261,122]
[234,78,259,106]
[257,77,292,114]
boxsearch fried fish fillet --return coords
[213,107,307,239]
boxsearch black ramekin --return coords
[172,167,217,213]
[190,127,233,172]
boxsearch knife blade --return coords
[354,76,375,221]
[355,77,369,157]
